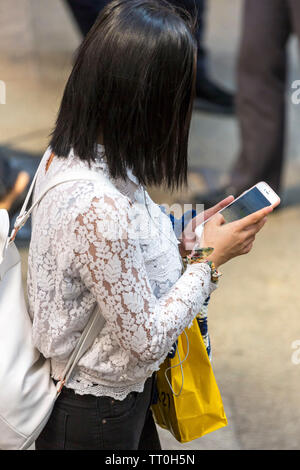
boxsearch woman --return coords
[28,0,274,450]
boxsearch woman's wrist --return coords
[185,259,221,284]
[206,253,220,270]
[205,260,222,283]
[182,247,222,284]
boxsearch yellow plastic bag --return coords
[151,317,227,443]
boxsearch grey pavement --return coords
[2,0,300,450]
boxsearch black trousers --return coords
[65,0,207,78]
[35,374,161,450]
[230,0,300,195]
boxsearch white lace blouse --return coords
[27,146,218,400]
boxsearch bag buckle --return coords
[9,212,28,244]
[56,379,65,394]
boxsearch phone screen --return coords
[220,186,271,223]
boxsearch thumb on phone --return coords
[212,212,226,226]
[196,212,225,249]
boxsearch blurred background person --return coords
[0,155,30,216]
[64,0,235,114]
[197,0,300,206]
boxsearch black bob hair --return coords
[50,0,197,190]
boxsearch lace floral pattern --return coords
[27,146,217,400]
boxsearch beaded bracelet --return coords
[182,247,222,284]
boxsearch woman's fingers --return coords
[203,195,234,222]
[242,240,254,254]
[186,195,234,234]
[243,216,268,235]
[235,205,273,230]
[217,195,235,209]
[272,197,281,209]
[214,212,226,225]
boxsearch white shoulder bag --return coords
[0,160,108,450]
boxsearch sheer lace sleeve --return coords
[72,192,217,366]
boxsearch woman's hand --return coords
[201,205,275,269]
[180,195,234,255]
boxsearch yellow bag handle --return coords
[164,329,190,397]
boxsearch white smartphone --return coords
[195,181,280,238]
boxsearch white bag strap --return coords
[8,167,114,245]
[56,302,106,393]
[16,153,46,222]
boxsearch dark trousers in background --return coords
[231,0,300,195]
[65,0,207,79]
[35,373,161,450]
[65,0,110,35]
[170,0,207,79]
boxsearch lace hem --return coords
[58,378,147,401]
[51,365,161,401]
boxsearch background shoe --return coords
[194,77,235,115]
